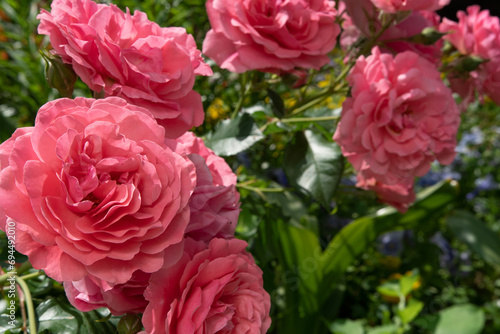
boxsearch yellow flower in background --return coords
[207,97,230,121]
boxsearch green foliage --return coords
[36,298,118,334]
[1,1,500,334]
[447,210,500,268]
[205,112,265,156]
[284,130,344,208]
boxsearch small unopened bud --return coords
[455,55,488,73]
[117,313,143,334]
[410,27,447,45]
[40,49,77,98]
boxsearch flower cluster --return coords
[37,0,212,138]
[333,47,460,211]
[440,5,500,106]
[0,0,271,332]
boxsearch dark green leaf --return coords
[447,210,500,268]
[205,113,264,156]
[37,297,117,334]
[266,89,285,118]
[284,130,344,208]
[0,314,22,334]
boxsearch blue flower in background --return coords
[466,173,499,200]
[377,230,405,257]
[417,163,461,188]
[456,127,484,159]
[236,152,252,168]
[431,232,456,271]
[269,168,289,187]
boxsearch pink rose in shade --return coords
[357,171,415,213]
[440,6,500,106]
[202,0,340,73]
[171,132,241,243]
[370,0,450,13]
[380,10,443,63]
[340,3,442,63]
[140,238,272,334]
[37,0,212,138]
[333,47,460,189]
[341,0,380,38]
[0,97,196,284]
[64,271,150,315]
[63,240,188,315]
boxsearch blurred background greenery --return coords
[0,1,500,333]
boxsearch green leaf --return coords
[284,130,344,208]
[328,319,364,334]
[204,113,265,156]
[275,219,322,314]
[447,210,500,268]
[0,314,22,334]
[434,304,485,334]
[399,270,419,296]
[366,324,398,334]
[319,180,458,306]
[377,280,401,298]
[398,299,424,325]
[266,89,285,118]
[37,297,117,334]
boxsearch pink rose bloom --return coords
[171,132,241,243]
[140,238,271,334]
[380,10,442,63]
[440,6,500,106]
[37,0,212,138]
[341,0,380,38]
[370,0,450,13]
[440,5,500,60]
[333,47,459,188]
[0,97,196,284]
[357,171,415,213]
[64,271,150,315]
[63,240,186,315]
[202,0,340,73]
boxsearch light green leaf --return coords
[205,113,264,156]
[399,270,419,296]
[328,319,364,334]
[275,219,322,314]
[377,280,401,298]
[366,324,398,334]
[434,304,485,334]
[398,299,424,324]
